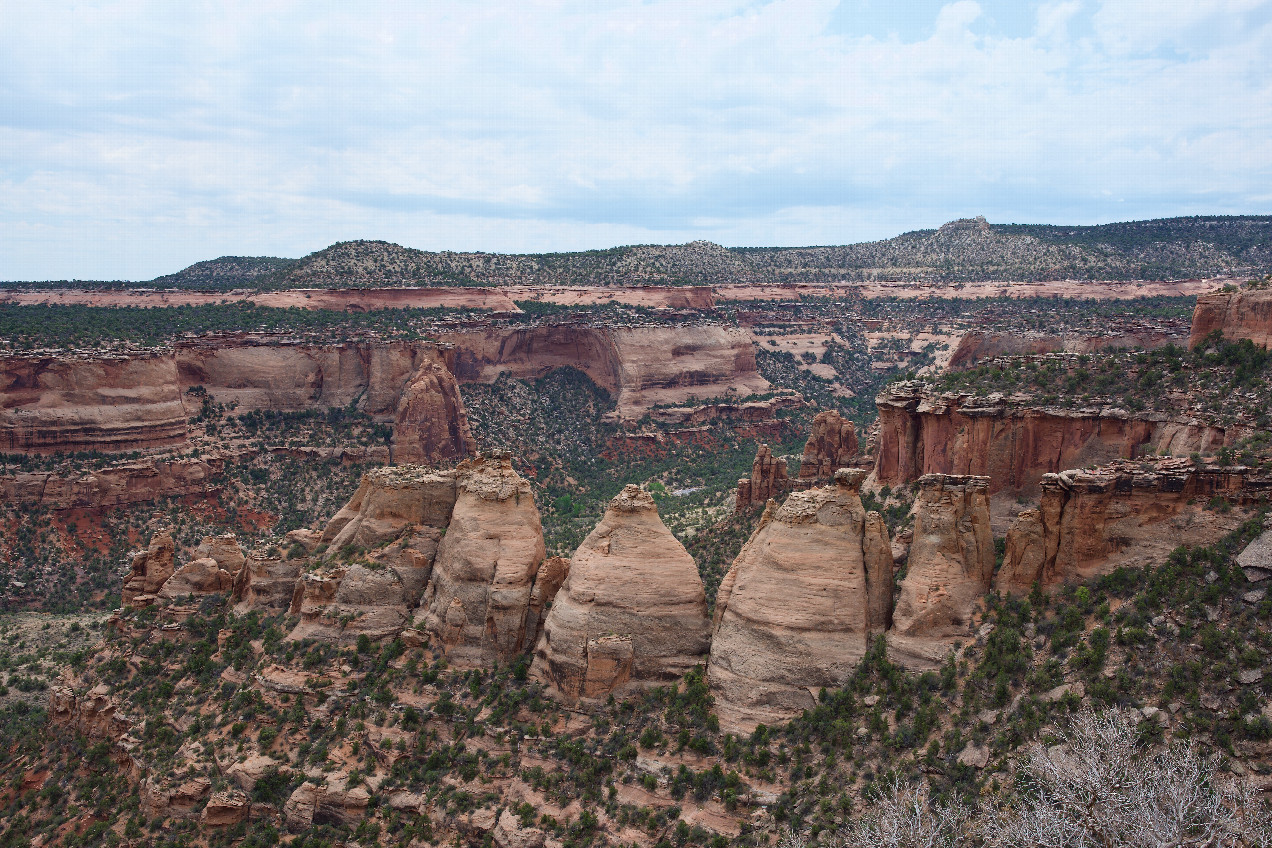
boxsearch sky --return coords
[2,0,1271,281]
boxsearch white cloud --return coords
[0,0,1270,279]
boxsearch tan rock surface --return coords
[888,474,994,668]
[797,410,859,481]
[707,470,893,732]
[392,353,477,464]
[122,531,176,605]
[202,791,250,826]
[420,455,547,666]
[232,549,301,611]
[321,465,458,552]
[532,485,711,702]
[158,557,235,599]
[1190,287,1272,349]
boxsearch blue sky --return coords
[2,0,1271,280]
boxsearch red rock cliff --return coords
[0,351,188,453]
[1190,287,1272,348]
[874,382,1229,495]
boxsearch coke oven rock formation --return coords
[997,458,1268,596]
[887,475,994,669]
[0,351,188,454]
[874,382,1229,495]
[1190,286,1272,349]
[420,455,549,667]
[122,531,176,605]
[531,485,711,703]
[797,410,859,481]
[708,469,894,732]
[437,323,770,421]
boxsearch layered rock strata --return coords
[708,470,894,732]
[875,382,1230,494]
[532,485,711,702]
[887,475,994,669]
[420,456,548,666]
[735,444,789,510]
[1190,287,1272,349]
[997,458,1268,595]
[0,351,188,453]
[0,453,231,509]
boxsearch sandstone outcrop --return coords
[949,329,1180,369]
[438,323,770,421]
[523,555,569,649]
[997,458,1267,595]
[158,534,245,599]
[0,351,188,454]
[707,470,893,731]
[232,549,302,611]
[0,452,232,509]
[321,466,458,552]
[392,356,477,464]
[420,455,548,666]
[122,531,176,605]
[797,410,859,481]
[875,382,1230,494]
[735,444,789,510]
[1190,287,1272,349]
[532,485,711,702]
[888,475,994,669]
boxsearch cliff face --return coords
[532,485,711,703]
[708,470,893,732]
[797,410,859,481]
[1190,288,1272,348]
[888,475,994,669]
[438,323,770,421]
[0,453,230,509]
[0,352,188,453]
[997,459,1267,595]
[874,383,1229,495]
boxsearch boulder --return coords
[888,475,994,669]
[158,557,235,599]
[122,531,176,604]
[420,455,547,666]
[707,469,894,732]
[532,484,712,703]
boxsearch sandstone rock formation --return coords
[948,329,1180,369]
[707,470,894,732]
[532,485,711,702]
[523,556,569,650]
[158,534,245,599]
[420,455,548,666]
[321,466,458,552]
[122,531,176,605]
[797,410,859,481]
[1190,287,1272,349]
[232,549,302,611]
[438,323,770,421]
[735,444,789,510]
[874,382,1230,495]
[0,351,188,453]
[997,458,1265,595]
[392,356,477,464]
[888,475,994,668]
[0,453,232,508]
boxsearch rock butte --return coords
[708,469,894,732]
[874,382,1232,495]
[887,474,995,670]
[420,455,551,667]
[532,485,710,703]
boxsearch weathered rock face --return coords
[392,356,477,464]
[532,485,711,702]
[322,466,459,552]
[707,470,893,732]
[438,323,770,421]
[0,453,230,508]
[420,456,548,666]
[735,444,789,510]
[122,532,176,605]
[0,351,188,454]
[997,459,1266,595]
[232,550,302,611]
[523,555,569,650]
[1190,287,1272,349]
[888,475,994,669]
[949,329,1180,369]
[874,383,1230,495]
[158,534,245,599]
[798,410,859,481]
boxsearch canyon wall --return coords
[949,329,1181,369]
[437,323,770,420]
[874,383,1230,495]
[997,458,1269,595]
[0,452,234,509]
[0,352,188,453]
[1190,288,1272,348]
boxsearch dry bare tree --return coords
[780,776,970,848]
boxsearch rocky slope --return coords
[709,470,893,731]
[874,382,1230,495]
[1190,286,1272,348]
[532,485,710,702]
[0,351,189,453]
